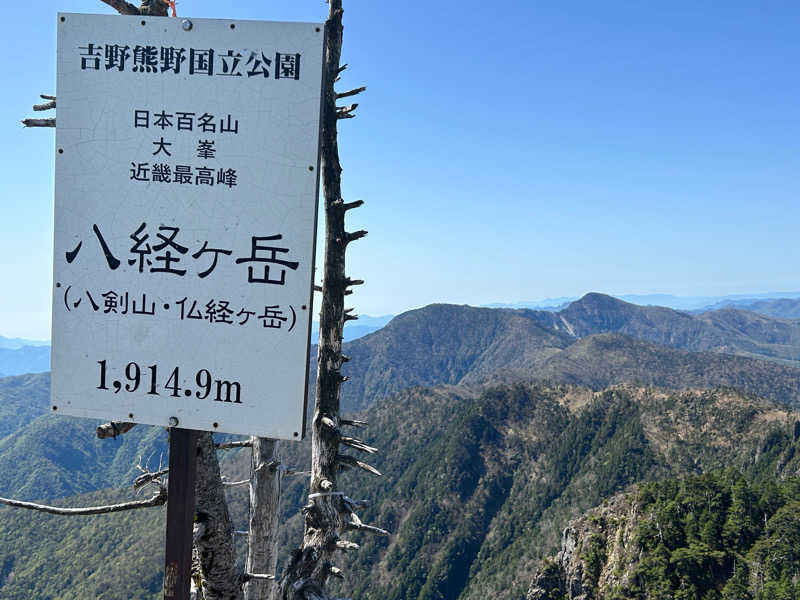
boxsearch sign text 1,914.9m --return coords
[96,359,242,404]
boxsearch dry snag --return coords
[14,1,381,598]
[278,2,384,600]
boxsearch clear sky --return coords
[1,0,799,339]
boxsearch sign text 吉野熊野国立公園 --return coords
[52,13,324,439]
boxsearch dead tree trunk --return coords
[244,437,281,600]
[194,431,242,600]
[22,2,346,598]
[279,2,383,599]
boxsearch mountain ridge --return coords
[4,296,800,598]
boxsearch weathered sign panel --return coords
[52,13,324,438]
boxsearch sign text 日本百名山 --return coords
[52,14,324,439]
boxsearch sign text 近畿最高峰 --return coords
[52,14,324,439]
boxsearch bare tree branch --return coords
[33,99,56,111]
[339,199,364,212]
[336,454,381,476]
[223,479,250,487]
[138,0,170,16]
[216,440,253,449]
[244,573,276,581]
[335,87,365,100]
[99,0,140,15]
[336,103,357,119]
[21,118,55,128]
[282,468,311,477]
[0,488,166,515]
[338,436,377,454]
[134,468,169,490]
[344,230,367,245]
[97,0,170,16]
[344,513,389,536]
[96,421,137,439]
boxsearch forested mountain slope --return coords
[6,298,800,501]
[0,345,50,378]
[324,384,800,600]
[529,471,800,600]
[336,298,800,413]
[2,381,799,600]
[4,299,800,598]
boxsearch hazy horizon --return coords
[2,1,799,339]
[5,288,800,341]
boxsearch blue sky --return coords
[1,0,799,339]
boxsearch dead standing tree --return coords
[19,1,381,599]
[278,2,386,599]
[245,437,282,600]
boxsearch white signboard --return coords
[52,13,324,439]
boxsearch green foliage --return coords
[0,373,50,440]
[582,532,607,590]
[3,370,800,600]
[0,488,164,600]
[617,471,800,600]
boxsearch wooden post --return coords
[244,437,281,600]
[163,427,199,600]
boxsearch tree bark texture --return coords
[244,437,281,600]
[299,0,347,583]
[194,431,242,600]
[0,489,166,514]
[279,2,379,598]
[99,0,168,16]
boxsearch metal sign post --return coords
[163,428,198,600]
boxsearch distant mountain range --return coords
[486,292,800,315]
[0,317,396,378]
[332,295,800,413]
[0,336,49,350]
[3,293,800,598]
[5,293,800,497]
[310,314,394,344]
[696,296,800,318]
[6,292,800,499]
[4,293,800,377]
[0,345,49,378]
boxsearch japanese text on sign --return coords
[53,14,324,438]
[80,44,302,79]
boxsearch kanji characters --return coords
[79,44,103,70]
[80,44,305,81]
[104,44,130,71]
[189,48,214,75]
[132,45,159,73]
[235,235,299,285]
[152,226,189,276]
[275,53,301,80]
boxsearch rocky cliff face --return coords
[527,493,639,600]
[528,469,800,600]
